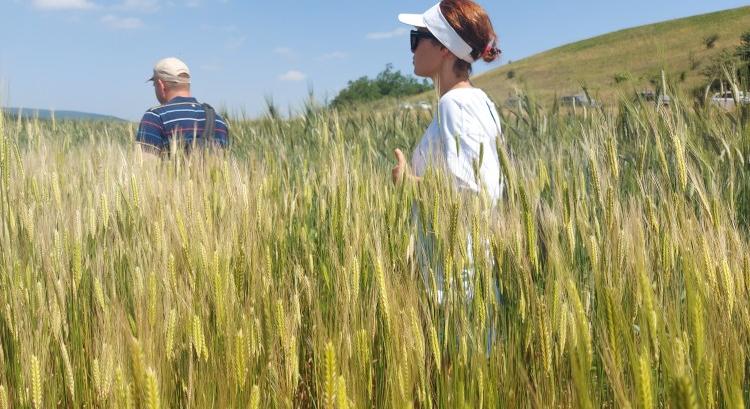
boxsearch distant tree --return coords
[736,31,750,62]
[330,77,379,107]
[331,64,432,108]
[701,50,739,96]
[702,50,736,76]
[699,31,750,95]
[736,31,750,85]
[507,70,516,79]
[703,34,720,49]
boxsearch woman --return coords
[392,0,503,303]
[393,0,502,198]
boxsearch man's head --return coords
[148,57,192,104]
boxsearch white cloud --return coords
[116,0,159,12]
[225,35,246,50]
[318,51,347,61]
[101,14,143,29]
[201,24,239,33]
[199,25,245,49]
[199,64,222,72]
[274,47,295,58]
[30,0,219,12]
[366,27,409,40]
[31,0,96,10]
[278,70,306,82]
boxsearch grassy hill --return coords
[473,6,750,105]
[2,107,128,122]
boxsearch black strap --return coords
[202,103,216,142]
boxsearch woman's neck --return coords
[436,66,471,97]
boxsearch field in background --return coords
[468,6,750,105]
[0,88,750,408]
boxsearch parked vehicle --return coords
[637,91,671,106]
[400,101,432,111]
[560,93,599,108]
[711,91,750,109]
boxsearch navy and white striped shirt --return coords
[136,96,229,152]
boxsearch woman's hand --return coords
[392,148,407,185]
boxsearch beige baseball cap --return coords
[148,57,191,84]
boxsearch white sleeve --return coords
[437,99,482,192]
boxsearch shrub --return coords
[614,72,631,84]
[703,34,719,49]
[330,64,432,108]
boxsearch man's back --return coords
[137,98,229,153]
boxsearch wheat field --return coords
[0,89,749,408]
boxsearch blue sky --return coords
[1,0,748,120]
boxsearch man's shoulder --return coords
[198,102,229,126]
[140,107,162,122]
[142,103,166,116]
[151,99,200,114]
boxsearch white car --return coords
[415,101,432,111]
[637,91,671,106]
[560,94,599,108]
[401,101,431,111]
[711,91,750,109]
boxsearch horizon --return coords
[1,0,749,121]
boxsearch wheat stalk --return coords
[0,385,8,409]
[249,384,260,409]
[60,340,75,401]
[144,368,160,409]
[165,309,177,361]
[324,341,337,409]
[192,314,208,361]
[30,355,42,409]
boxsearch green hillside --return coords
[474,6,750,104]
[2,108,128,122]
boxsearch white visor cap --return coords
[398,2,475,63]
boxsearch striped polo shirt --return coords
[136,96,229,152]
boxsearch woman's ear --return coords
[439,46,453,60]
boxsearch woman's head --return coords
[440,0,500,74]
[411,28,450,77]
[403,1,500,78]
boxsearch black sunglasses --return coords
[410,30,437,52]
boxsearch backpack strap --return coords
[201,103,216,142]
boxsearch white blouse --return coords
[411,87,504,201]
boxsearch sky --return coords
[1,0,748,121]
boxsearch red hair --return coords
[439,0,500,73]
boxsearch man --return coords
[136,57,229,155]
